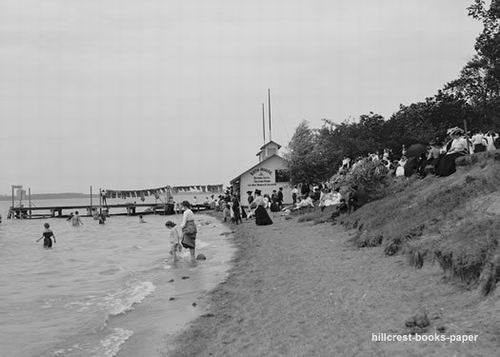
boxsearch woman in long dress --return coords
[435,128,469,177]
[253,190,273,226]
[180,201,197,260]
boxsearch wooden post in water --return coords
[99,188,102,214]
[28,188,32,219]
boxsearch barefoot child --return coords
[36,223,56,248]
[165,220,182,261]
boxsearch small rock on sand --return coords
[169,297,175,301]
[168,279,174,283]
[182,276,190,280]
[196,254,207,260]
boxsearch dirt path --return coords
[167,214,500,357]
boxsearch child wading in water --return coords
[37,223,56,248]
[165,220,182,261]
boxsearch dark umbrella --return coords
[405,143,428,157]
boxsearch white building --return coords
[230,141,292,206]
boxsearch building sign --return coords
[249,167,274,185]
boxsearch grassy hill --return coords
[341,150,500,295]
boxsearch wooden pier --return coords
[8,202,211,219]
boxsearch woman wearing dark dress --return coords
[435,128,469,177]
[232,195,242,224]
[36,223,56,248]
[254,190,273,226]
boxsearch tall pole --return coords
[268,88,272,141]
[90,186,93,208]
[463,119,470,153]
[262,103,266,144]
[11,186,14,210]
[29,188,32,219]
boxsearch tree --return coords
[286,121,329,184]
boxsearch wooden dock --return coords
[8,203,211,219]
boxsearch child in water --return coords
[36,223,56,248]
[165,220,182,261]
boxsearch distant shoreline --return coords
[0,193,98,201]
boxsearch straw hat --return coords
[447,127,464,136]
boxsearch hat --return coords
[247,191,253,195]
[165,220,176,227]
[447,127,464,136]
[254,189,261,195]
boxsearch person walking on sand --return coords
[232,195,242,225]
[36,222,56,248]
[71,211,83,226]
[180,201,197,260]
[253,190,273,226]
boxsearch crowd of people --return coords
[335,127,498,181]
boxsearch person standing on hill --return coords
[485,131,499,151]
[301,182,310,200]
[37,223,56,248]
[291,186,298,205]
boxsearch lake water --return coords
[0,198,235,357]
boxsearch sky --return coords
[0,0,483,194]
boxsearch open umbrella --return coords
[405,143,428,157]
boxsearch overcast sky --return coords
[0,0,482,194]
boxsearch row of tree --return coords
[287,0,500,185]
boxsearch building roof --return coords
[230,154,288,184]
[259,140,282,150]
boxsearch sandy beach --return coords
[166,212,499,357]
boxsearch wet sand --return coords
[166,213,499,356]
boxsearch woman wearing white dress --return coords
[484,131,499,151]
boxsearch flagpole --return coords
[262,103,266,144]
[268,88,272,141]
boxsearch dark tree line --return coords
[287,0,500,185]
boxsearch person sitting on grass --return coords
[292,195,314,211]
[319,188,341,212]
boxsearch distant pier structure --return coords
[7,184,223,219]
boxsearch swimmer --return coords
[71,211,83,226]
[36,223,56,248]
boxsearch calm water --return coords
[0,198,235,357]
